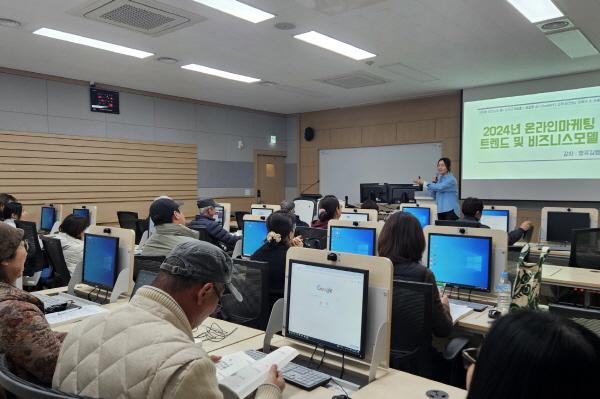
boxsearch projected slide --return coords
[463,86,600,180]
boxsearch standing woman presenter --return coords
[414,157,460,220]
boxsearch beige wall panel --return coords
[300,148,318,167]
[435,118,460,139]
[329,127,362,148]
[361,124,397,146]
[396,120,436,143]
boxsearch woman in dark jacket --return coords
[0,223,66,386]
[251,211,303,308]
[311,196,341,229]
[378,212,453,337]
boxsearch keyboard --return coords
[32,293,69,314]
[449,298,488,311]
[245,350,331,390]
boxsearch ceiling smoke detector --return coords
[274,22,296,30]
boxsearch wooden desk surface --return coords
[194,319,264,353]
[542,264,600,291]
[457,310,494,334]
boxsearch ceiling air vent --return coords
[317,71,388,89]
[536,17,574,34]
[70,0,206,36]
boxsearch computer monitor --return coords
[242,220,268,257]
[73,208,91,224]
[547,212,590,243]
[359,183,387,203]
[251,207,273,217]
[214,205,225,227]
[131,270,158,298]
[402,206,431,227]
[427,233,492,292]
[82,233,120,290]
[40,206,56,231]
[340,212,369,222]
[286,260,369,359]
[388,184,417,204]
[480,209,509,231]
[329,225,376,256]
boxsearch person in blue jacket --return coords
[414,157,460,220]
[187,198,241,250]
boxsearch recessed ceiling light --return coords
[0,18,21,28]
[181,64,260,83]
[192,0,274,23]
[157,56,179,64]
[506,0,563,23]
[33,28,153,58]
[294,31,376,60]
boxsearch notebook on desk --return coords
[449,302,472,324]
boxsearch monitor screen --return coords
[403,207,431,227]
[389,184,417,204]
[481,209,509,231]
[242,220,268,257]
[427,233,492,291]
[214,205,225,227]
[40,206,56,231]
[340,212,369,222]
[286,260,369,358]
[329,226,376,256]
[82,234,119,290]
[547,212,590,242]
[73,208,90,224]
[359,183,387,203]
[251,208,273,217]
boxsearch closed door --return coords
[256,154,285,204]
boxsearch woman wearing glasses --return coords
[464,310,600,399]
[0,223,66,386]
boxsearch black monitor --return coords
[286,259,369,359]
[427,233,492,292]
[547,211,590,243]
[435,219,482,228]
[82,233,120,290]
[40,206,56,231]
[73,208,91,224]
[131,270,157,298]
[388,184,417,204]
[329,225,377,256]
[359,183,387,203]
[214,205,225,227]
[295,227,327,250]
[569,228,600,269]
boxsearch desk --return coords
[542,265,600,291]
[194,319,264,353]
[457,310,493,334]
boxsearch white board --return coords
[319,143,442,204]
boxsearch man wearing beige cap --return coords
[54,240,285,399]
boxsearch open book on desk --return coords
[217,346,298,398]
[449,303,472,324]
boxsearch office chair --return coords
[219,259,270,330]
[40,236,71,287]
[117,212,144,244]
[295,227,327,250]
[234,211,250,231]
[390,280,469,385]
[132,255,165,280]
[549,303,600,337]
[135,219,149,246]
[0,354,92,399]
[14,221,45,282]
[569,228,600,269]
[187,226,217,245]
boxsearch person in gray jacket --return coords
[142,198,200,257]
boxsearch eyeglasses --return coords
[212,283,225,315]
[21,240,29,251]
[462,347,479,369]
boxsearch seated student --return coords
[0,193,16,221]
[251,211,303,308]
[465,310,600,399]
[187,198,240,250]
[361,199,379,211]
[142,197,200,256]
[378,212,453,338]
[0,224,66,386]
[459,197,533,245]
[53,241,285,399]
[311,196,341,229]
[2,201,23,228]
[280,200,309,227]
[52,215,89,274]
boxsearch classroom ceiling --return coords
[1,0,600,114]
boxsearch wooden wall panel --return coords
[361,124,396,146]
[214,197,255,214]
[0,130,198,225]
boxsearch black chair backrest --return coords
[295,227,327,250]
[117,211,138,229]
[131,270,158,298]
[14,220,45,277]
[390,280,434,376]
[235,211,250,231]
[220,259,270,330]
[187,226,214,244]
[569,228,600,269]
[40,236,71,287]
[549,303,600,337]
[434,220,482,228]
[0,353,93,398]
[133,255,165,280]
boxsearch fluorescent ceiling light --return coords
[506,0,563,23]
[193,0,274,23]
[33,28,153,59]
[181,64,260,83]
[294,31,376,60]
